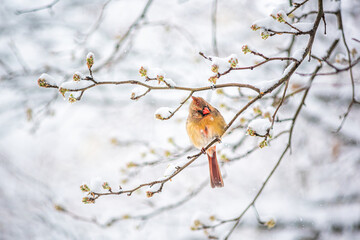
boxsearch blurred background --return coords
[0,0,359,239]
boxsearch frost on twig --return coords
[146,182,163,198]
[253,79,279,93]
[131,86,150,100]
[207,54,238,83]
[163,78,176,87]
[155,107,175,120]
[292,48,306,61]
[251,5,312,39]
[163,160,186,177]
[37,73,58,88]
[139,65,176,87]
[60,80,94,92]
[247,119,272,137]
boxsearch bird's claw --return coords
[201,148,206,154]
[215,137,222,143]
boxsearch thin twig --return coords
[161,92,194,120]
[335,10,360,132]
[15,0,60,15]
[289,35,339,151]
[296,57,360,76]
[199,51,298,81]
[270,78,290,130]
[79,0,112,44]
[90,137,220,200]
[94,0,154,71]
[268,29,311,36]
[212,0,219,56]
[42,78,261,97]
[223,144,290,239]
[287,0,309,15]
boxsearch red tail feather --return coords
[206,146,224,188]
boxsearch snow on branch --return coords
[37,73,59,88]
[155,107,175,120]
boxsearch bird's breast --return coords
[186,115,224,149]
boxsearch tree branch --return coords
[15,0,60,15]
[212,0,219,56]
[335,10,360,132]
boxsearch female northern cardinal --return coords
[186,96,226,188]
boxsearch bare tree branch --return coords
[212,0,219,56]
[335,10,360,132]
[15,0,60,15]
[94,0,154,71]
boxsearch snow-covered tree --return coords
[1,0,359,239]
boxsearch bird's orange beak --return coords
[203,106,210,115]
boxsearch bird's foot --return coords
[187,148,208,159]
[201,148,207,154]
[215,137,222,143]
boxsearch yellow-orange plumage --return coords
[186,96,226,188]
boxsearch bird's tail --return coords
[206,146,224,188]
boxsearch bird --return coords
[186,96,226,188]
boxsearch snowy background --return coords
[0,0,359,239]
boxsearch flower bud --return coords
[247,129,255,136]
[126,162,138,168]
[38,78,49,87]
[82,197,95,204]
[80,184,90,192]
[139,66,147,77]
[157,74,164,83]
[73,72,82,82]
[220,154,229,162]
[265,218,276,229]
[86,52,94,69]
[259,139,268,148]
[37,73,57,88]
[228,57,238,68]
[261,30,270,40]
[211,64,219,73]
[242,45,251,54]
[240,117,247,125]
[102,182,111,190]
[59,87,67,97]
[68,94,76,103]
[164,150,171,157]
[253,106,262,115]
[276,13,285,23]
[146,191,154,198]
[54,204,65,211]
[251,24,260,31]
[216,89,224,95]
[351,48,358,58]
[208,76,218,84]
[194,219,201,227]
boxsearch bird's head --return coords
[189,96,212,118]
